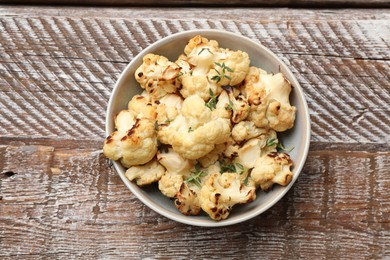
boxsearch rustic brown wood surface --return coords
[0,6,389,258]
[2,0,390,7]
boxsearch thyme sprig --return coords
[277,142,295,153]
[265,138,278,147]
[198,47,214,55]
[205,88,217,111]
[185,164,207,188]
[211,62,233,83]
[225,100,234,111]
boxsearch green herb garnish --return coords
[177,71,183,78]
[188,127,194,133]
[185,164,207,188]
[225,100,234,111]
[205,88,217,111]
[244,176,249,186]
[277,142,295,153]
[211,62,233,83]
[198,47,214,55]
[154,121,159,131]
[266,138,278,147]
[236,163,245,175]
[165,118,172,124]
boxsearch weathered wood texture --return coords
[1,145,389,258]
[0,6,389,258]
[2,0,390,7]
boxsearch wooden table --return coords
[1,4,389,258]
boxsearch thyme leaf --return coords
[211,62,234,84]
[205,88,217,110]
[277,142,295,153]
[185,164,207,188]
[198,47,214,55]
[266,138,278,147]
[225,100,234,111]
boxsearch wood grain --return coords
[0,8,389,147]
[0,6,389,258]
[0,144,389,258]
[1,0,390,7]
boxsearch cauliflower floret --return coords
[158,172,184,198]
[157,148,193,198]
[135,54,181,99]
[179,36,221,100]
[127,94,157,120]
[125,159,165,186]
[235,130,278,169]
[212,90,232,119]
[224,86,250,123]
[231,121,268,143]
[157,148,193,175]
[200,172,256,220]
[251,152,293,191]
[115,110,136,132]
[155,94,183,124]
[103,118,158,167]
[180,75,218,101]
[174,182,201,216]
[158,95,231,160]
[184,35,219,56]
[244,67,296,131]
[208,48,250,86]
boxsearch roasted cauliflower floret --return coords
[155,94,183,124]
[179,36,220,100]
[251,152,293,191]
[158,95,231,160]
[231,121,268,143]
[157,148,193,198]
[174,182,201,216]
[184,35,219,56]
[224,86,250,123]
[157,148,193,175]
[158,172,184,198]
[124,159,165,186]
[200,172,256,220]
[127,94,157,120]
[135,54,181,99]
[235,130,278,169]
[208,48,250,86]
[244,67,296,131]
[103,118,158,167]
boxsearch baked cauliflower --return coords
[179,35,250,101]
[200,172,256,220]
[251,152,293,191]
[135,53,181,99]
[103,118,158,168]
[125,159,165,186]
[103,35,298,221]
[244,66,296,131]
[158,94,231,160]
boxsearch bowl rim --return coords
[106,29,311,227]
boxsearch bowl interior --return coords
[106,30,310,227]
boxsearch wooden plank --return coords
[0,9,389,148]
[1,0,390,7]
[0,144,389,258]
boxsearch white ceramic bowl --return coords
[106,29,311,227]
